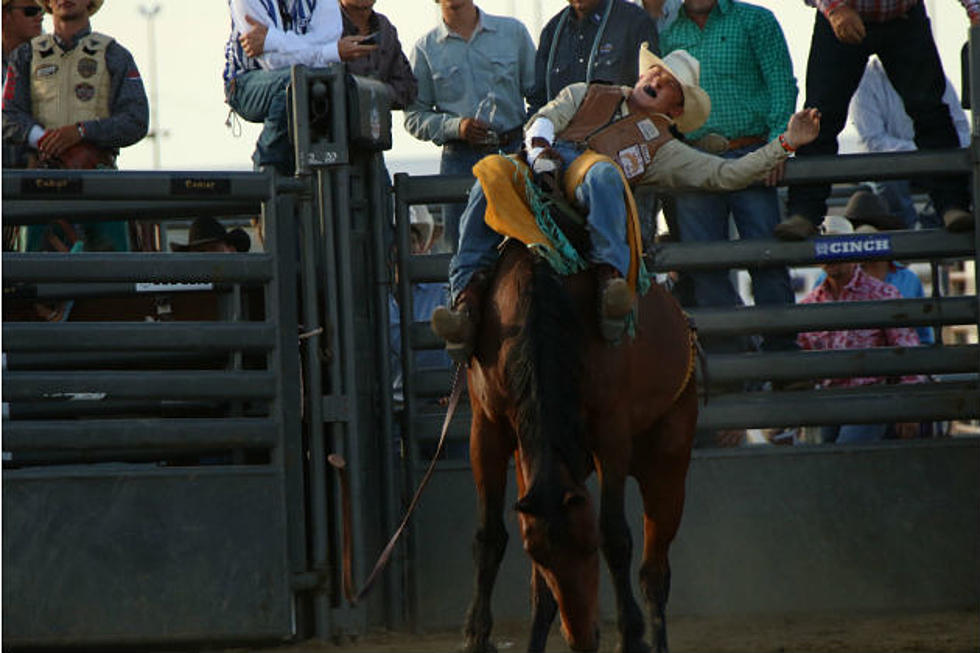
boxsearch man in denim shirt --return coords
[404,0,535,253]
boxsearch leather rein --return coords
[328,363,466,604]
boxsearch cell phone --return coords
[359,32,379,46]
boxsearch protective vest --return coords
[30,32,112,129]
[557,84,674,185]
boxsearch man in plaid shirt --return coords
[777,0,980,240]
[660,0,799,356]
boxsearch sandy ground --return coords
[233,610,979,652]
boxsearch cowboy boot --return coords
[596,265,634,343]
[431,272,488,364]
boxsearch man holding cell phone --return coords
[340,0,417,110]
[223,0,377,176]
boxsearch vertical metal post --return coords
[969,24,980,372]
[367,155,401,627]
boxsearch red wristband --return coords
[778,133,796,153]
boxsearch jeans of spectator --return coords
[787,3,969,226]
[869,179,921,229]
[821,423,888,444]
[226,69,295,176]
[674,150,797,352]
[440,137,521,253]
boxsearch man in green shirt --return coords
[660,0,799,355]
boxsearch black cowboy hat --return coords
[843,190,906,232]
[170,216,251,252]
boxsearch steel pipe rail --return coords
[698,381,980,430]
[3,200,260,223]
[393,173,474,204]
[2,252,274,283]
[3,322,276,352]
[5,281,239,300]
[2,370,276,401]
[780,147,971,185]
[706,345,979,385]
[2,418,279,452]
[2,169,276,201]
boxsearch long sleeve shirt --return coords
[660,0,797,142]
[341,8,417,110]
[805,0,980,23]
[797,265,925,387]
[531,82,792,191]
[849,56,970,152]
[404,9,536,146]
[528,0,659,115]
[223,0,343,82]
[2,27,148,151]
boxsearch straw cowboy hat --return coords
[638,43,711,134]
[35,0,103,15]
[842,190,906,233]
[820,214,855,235]
[409,205,436,254]
[170,217,251,252]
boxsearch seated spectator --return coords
[170,217,251,253]
[340,0,417,110]
[848,56,970,230]
[797,215,926,444]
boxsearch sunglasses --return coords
[8,5,43,16]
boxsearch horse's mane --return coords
[506,257,591,486]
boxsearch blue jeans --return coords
[787,3,969,225]
[226,68,294,176]
[449,143,631,301]
[674,150,796,352]
[821,423,888,444]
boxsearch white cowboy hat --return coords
[36,0,103,15]
[638,43,711,134]
[820,215,855,236]
[409,205,435,254]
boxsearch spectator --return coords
[431,45,820,359]
[635,0,684,32]
[340,0,417,110]
[169,216,251,253]
[848,55,971,230]
[2,0,148,252]
[223,0,375,176]
[528,0,659,115]
[777,0,977,240]
[797,215,925,443]
[660,0,799,356]
[404,0,535,253]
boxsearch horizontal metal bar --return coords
[5,281,238,300]
[781,149,972,185]
[2,169,274,201]
[3,322,275,352]
[698,382,979,430]
[2,370,276,401]
[394,173,474,204]
[407,253,451,283]
[706,345,979,385]
[4,351,229,371]
[2,252,274,283]
[688,296,977,336]
[409,322,443,350]
[4,399,230,420]
[414,369,457,398]
[1,418,278,452]
[648,229,975,271]
[3,201,259,223]
[412,411,472,442]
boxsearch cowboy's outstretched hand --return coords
[240,15,268,58]
[783,108,821,150]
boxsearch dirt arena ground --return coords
[237,610,979,652]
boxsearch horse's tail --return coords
[508,258,590,512]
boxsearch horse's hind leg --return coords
[596,456,649,653]
[527,564,558,652]
[636,382,697,653]
[463,413,512,653]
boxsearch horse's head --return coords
[516,464,600,652]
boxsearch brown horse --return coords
[461,241,698,653]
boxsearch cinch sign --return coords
[814,234,892,261]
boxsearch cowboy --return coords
[431,44,821,360]
[169,217,251,254]
[2,0,148,252]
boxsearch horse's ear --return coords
[562,488,588,509]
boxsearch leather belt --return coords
[690,133,766,154]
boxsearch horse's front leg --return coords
[597,459,649,653]
[527,564,558,652]
[462,412,512,653]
